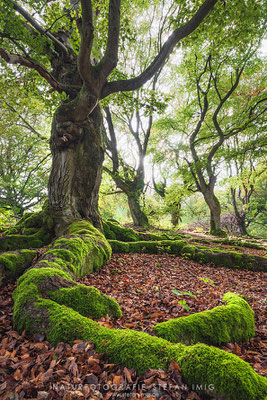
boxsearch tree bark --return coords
[48,105,105,230]
[128,194,148,227]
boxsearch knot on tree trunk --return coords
[53,120,85,148]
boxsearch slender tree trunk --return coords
[128,194,148,227]
[236,215,248,236]
[48,105,105,230]
[203,191,223,235]
[231,188,248,236]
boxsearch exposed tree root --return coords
[6,218,266,400]
[0,202,54,252]
[109,239,267,271]
[154,292,255,345]
[0,249,37,284]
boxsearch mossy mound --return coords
[0,249,36,284]
[154,293,255,345]
[0,202,55,251]
[102,220,169,242]
[109,239,267,271]
[48,284,122,318]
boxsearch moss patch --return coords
[12,220,120,334]
[16,300,266,400]
[0,201,55,251]
[0,249,36,282]
[154,293,255,345]
[102,220,169,242]
[48,284,122,318]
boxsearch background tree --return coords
[0,76,51,216]
[152,44,266,235]
[222,130,267,235]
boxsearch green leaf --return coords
[172,289,182,295]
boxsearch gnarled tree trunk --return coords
[48,100,105,231]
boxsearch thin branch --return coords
[4,102,48,141]
[7,0,69,56]
[104,106,119,173]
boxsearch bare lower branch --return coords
[0,49,80,94]
[0,48,63,92]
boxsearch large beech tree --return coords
[0,0,219,230]
[1,3,267,398]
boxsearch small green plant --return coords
[110,269,122,275]
[172,289,196,298]
[198,277,215,286]
[178,299,190,311]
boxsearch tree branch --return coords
[104,106,119,173]
[0,48,81,95]
[77,0,94,85]
[100,0,218,98]
[98,0,121,84]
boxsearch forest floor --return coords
[0,236,266,400]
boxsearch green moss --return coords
[45,248,75,263]
[154,293,255,345]
[109,240,130,252]
[103,220,170,242]
[108,238,266,271]
[175,343,267,400]
[43,304,266,400]
[48,284,122,318]
[43,220,112,278]
[109,239,188,255]
[12,220,116,335]
[0,249,36,279]
[210,229,227,237]
[16,267,73,288]
[0,226,52,251]
[181,245,196,258]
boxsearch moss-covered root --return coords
[176,343,267,400]
[13,220,121,326]
[102,219,169,242]
[109,239,267,271]
[48,284,122,318]
[12,299,267,400]
[0,249,36,284]
[0,201,54,251]
[153,293,255,345]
